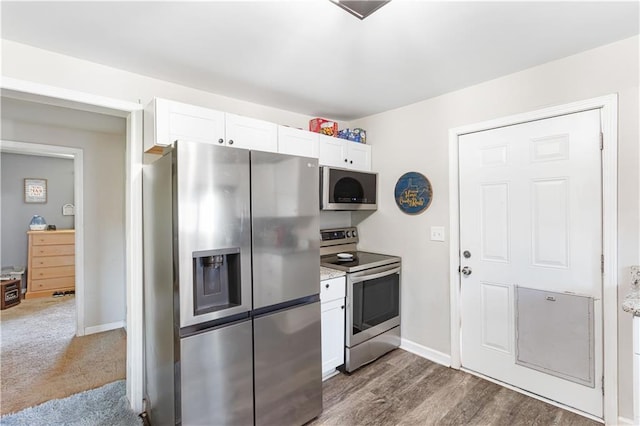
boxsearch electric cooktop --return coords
[320,251,400,273]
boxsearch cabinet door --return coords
[346,142,372,171]
[145,98,226,149]
[318,134,346,168]
[225,113,278,152]
[321,298,345,378]
[277,125,319,158]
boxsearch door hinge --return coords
[601,254,604,273]
[599,132,604,150]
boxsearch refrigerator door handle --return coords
[252,294,320,318]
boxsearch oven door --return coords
[347,263,401,347]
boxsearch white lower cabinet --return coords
[320,276,345,380]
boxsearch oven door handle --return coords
[349,266,401,284]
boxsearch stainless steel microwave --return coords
[320,167,377,211]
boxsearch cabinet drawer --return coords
[31,276,75,291]
[30,265,75,280]
[321,277,345,303]
[31,233,74,246]
[32,244,75,257]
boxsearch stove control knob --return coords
[345,231,351,237]
[352,230,357,238]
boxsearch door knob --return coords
[461,266,472,276]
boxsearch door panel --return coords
[459,109,603,417]
[254,302,322,426]
[480,183,510,262]
[251,151,320,308]
[480,281,512,354]
[180,320,253,426]
[175,141,252,328]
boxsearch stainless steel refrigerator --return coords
[143,141,322,426]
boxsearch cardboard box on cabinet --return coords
[309,118,338,137]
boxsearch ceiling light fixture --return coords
[330,0,391,20]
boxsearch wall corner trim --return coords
[84,320,126,336]
[400,338,452,367]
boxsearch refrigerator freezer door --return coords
[254,301,323,426]
[180,320,254,426]
[251,152,320,309]
[175,141,252,328]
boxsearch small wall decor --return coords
[24,178,47,203]
[394,172,432,215]
[62,203,75,216]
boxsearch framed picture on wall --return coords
[24,178,47,203]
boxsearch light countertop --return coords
[321,266,345,281]
[622,293,640,316]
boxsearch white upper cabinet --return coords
[225,113,278,153]
[277,125,319,158]
[144,98,225,152]
[318,134,371,171]
[144,99,371,167]
[346,141,372,171]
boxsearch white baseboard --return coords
[84,320,125,335]
[617,416,635,425]
[400,338,451,367]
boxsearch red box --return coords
[309,118,338,137]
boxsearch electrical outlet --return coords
[430,226,445,242]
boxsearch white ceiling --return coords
[1,1,638,120]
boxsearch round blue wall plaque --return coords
[394,172,433,215]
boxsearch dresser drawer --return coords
[31,233,74,246]
[30,265,75,280]
[32,244,75,257]
[31,255,75,268]
[321,277,345,303]
[31,276,75,291]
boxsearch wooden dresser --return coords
[27,230,75,298]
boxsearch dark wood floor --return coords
[310,349,600,426]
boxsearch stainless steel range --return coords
[320,227,401,372]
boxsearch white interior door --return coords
[459,109,603,418]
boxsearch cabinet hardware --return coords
[218,138,224,144]
[228,139,234,145]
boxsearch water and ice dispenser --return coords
[192,248,241,316]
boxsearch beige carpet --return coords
[0,296,126,415]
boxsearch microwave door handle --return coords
[350,266,401,284]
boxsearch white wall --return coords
[1,109,127,330]
[350,35,639,419]
[1,153,74,268]
[0,40,347,133]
